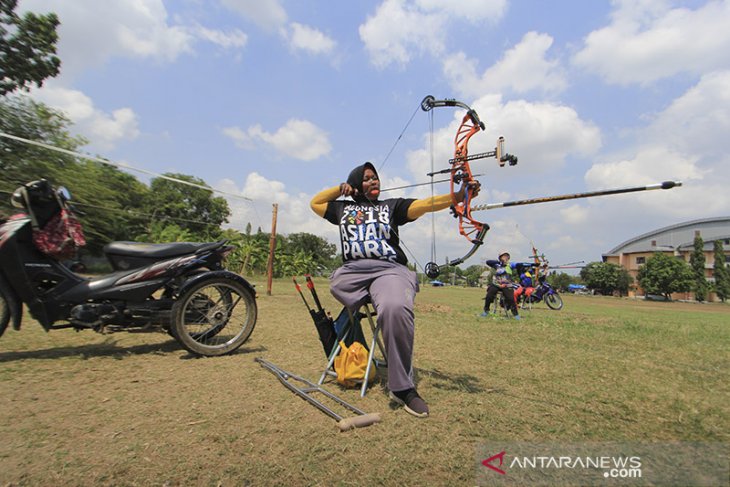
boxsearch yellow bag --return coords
[334,340,376,388]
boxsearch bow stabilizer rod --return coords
[472,181,683,212]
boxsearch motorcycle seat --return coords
[104,240,226,259]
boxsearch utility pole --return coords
[266,203,278,296]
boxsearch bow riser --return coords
[449,113,486,244]
[419,95,518,278]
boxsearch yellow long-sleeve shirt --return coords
[309,186,453,221]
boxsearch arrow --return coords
[472,181,682,212]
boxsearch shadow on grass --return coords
[417,367,485,393]
[178,345,267,360]
[0,338,266,362]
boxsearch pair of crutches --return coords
[256,358,381,432]
[255,276,381,431]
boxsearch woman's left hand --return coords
[455,180,481,203]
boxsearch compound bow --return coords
[419,95,517,278]
[529,242,550,281]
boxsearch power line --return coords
[0,188,235,228]
[0,131,253,201]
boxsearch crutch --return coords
[255,358,381,432]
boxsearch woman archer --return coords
[310,161,479,418]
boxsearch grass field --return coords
[1,278,728,486]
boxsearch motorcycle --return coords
[522,275,563,310]
[0,179,257,356]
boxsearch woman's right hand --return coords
[339,183,358,197]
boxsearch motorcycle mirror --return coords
[57,186,71,202]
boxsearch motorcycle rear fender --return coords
[176,270,256,300]
[0,270,23,335]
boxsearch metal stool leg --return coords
[319,303,387,397]
[318,340,341,385]
[360,303,387,397]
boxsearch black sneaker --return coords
[389,389,429,418]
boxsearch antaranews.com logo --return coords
[475,442,728,486]
[482,450,642,479]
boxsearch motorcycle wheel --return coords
[171,276,257,356]
[545,293,564,310]
[0,279,12,337]
[0,292,9,337]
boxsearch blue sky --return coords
[17,0,730,272]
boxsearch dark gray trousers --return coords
[329,259,419,392]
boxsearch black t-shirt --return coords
[324,198,416,265]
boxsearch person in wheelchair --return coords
[310,161,479,419]
[513,269,535,308]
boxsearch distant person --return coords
[310,161,479,418]
[481,251,534,319]
[514,269,535,307]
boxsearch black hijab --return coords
[346,162,379,203]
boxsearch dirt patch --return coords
[415,303,452,314]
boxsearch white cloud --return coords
[15,1,250,153]
[222,126,254,150]
[546,235,585,254]
[223,119,332,161]
[192,25,248,49]
[583,145,720,218]
[359,0,446,69]
[443,32,566,97]
[19,0,193,79]
[359,0,508,69]
[285,22,336,55]
[18,1,251,81]
[644,70,730,157]
[414,0,508,21]
[28,87,140,151]
[584,69,730,218]
[585,147,704,190]
[573,0,730,85]
[215,173,338,239]
[219,0,288,30]
[559,204,589,225]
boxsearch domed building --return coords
[602,216,730,301]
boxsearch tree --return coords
[689,234,708,301]
[579,262,633,295]
[615,268,633,296]
[276,249,316,278]
[0,96,85,192]
[141,222,195,244]
[463,264,484,287]
[143,174,230,239]
[64,160,149,252]
[284,232,338,273]
[548,272,575,291]
[0,0,61,95]
[713,240,730,303]
[637,252,693,300]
